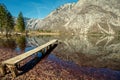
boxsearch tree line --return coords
[0,3,25,36]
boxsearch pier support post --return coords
[50,44,53,48]
[34,53,39,60]
[41,49,45,54]
[0,64,6,76]
[7,64,18,78]
[45,48,47,53]
[47,46,50,50]
[16,63,20,69]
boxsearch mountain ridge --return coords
[25,0,120,35]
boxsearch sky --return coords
[0,0,78,19]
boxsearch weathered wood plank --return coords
[2,39,58,65]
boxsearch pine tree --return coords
[6,12,14,33]
[0,3,14,35]
[0,3,7,33]
[15,12,25,32]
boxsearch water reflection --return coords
[0,35,120,71]
[0,37,16,50]
[0,36,26,52]
[0,35,120,79]
[25,35,120,70]
[15,36,26,52]
[55,35,120,70]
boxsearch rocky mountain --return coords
[25,18,41,30]
[26,0,120,35]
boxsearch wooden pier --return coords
[0,39,59,78]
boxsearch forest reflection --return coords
[0,36,26,51]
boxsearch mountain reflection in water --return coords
[55,35,120,70]
[0,35,120,79]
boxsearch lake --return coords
[0,35,120,80]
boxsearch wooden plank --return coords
[2,39,58,65]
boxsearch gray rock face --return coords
[25,18,41,30]
[26,0,120,34]
[67,0,120,34]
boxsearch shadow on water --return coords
[18,44,58,76]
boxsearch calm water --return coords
[0,35,120,79]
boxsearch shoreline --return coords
[27,32,60,36]
[0,32,60,37]
[0,32,120,37]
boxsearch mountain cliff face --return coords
[26,0,120,34]
[25,18,41,30]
